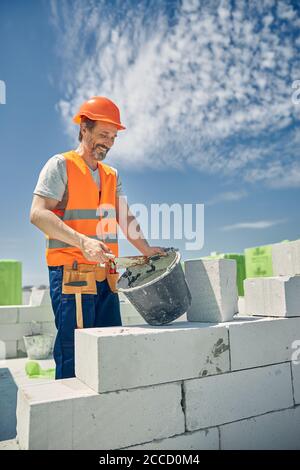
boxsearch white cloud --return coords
[49,0,300,187]
[221,219,287,231]
[206,190,248,206]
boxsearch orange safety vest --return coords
[46,150,119,266]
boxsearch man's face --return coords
[82,121,118,161]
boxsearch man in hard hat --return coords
[30,96,165,379]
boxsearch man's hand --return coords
[80,236,114,263]
[140,246,167,257]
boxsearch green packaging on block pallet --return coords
[0,260,22,305]
[201,252,246,296]
[244,245,273,279]
[244,240,290,279]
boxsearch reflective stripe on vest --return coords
[61,208,116,220]
[46,151,119,266]
[63,209,100,220]
[46,234,118,249]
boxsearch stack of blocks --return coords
[244,240,300,318]
[15,256,300,449]
[0,304,56,360]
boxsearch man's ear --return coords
[80,122,86,136]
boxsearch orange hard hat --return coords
[73,96,126,130]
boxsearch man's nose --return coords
[103,137,114,148]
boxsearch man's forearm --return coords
[31,209,85,250]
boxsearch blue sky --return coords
[1,0,300,286]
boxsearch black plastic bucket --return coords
[117,249,192,326]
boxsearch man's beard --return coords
[92,144,109,161]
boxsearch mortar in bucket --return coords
[117,248,192,325]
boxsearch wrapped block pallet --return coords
[0,260,22,305]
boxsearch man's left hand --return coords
[141,246,167,257]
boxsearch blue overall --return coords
[48,265,122,380]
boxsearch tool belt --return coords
[62,261,120,329]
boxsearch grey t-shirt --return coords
[33,154,123,210]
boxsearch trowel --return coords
[107,254,150,269]
[99,249,174,270]
[97,254,149,271]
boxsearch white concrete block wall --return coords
[292,363,300,405]
[237,296,245,315]
[220,406,300,450]
[17,316,300,450]
[185,259,238,322]
[17,379,184,450]
[0,323,33,341]
[29,288,51,306]
[244,276,300,317]
[183,363,293,430]
[75,323,230,393]
[0,307,18,324]
[18,305,54,323]
[120,301,146,325]
[17,380,88,450]
[0,340,17,359]
[227,317,300,370]
[14,261,300,451]
[40,322,57,336]
[73,382,184,450]
[272,239,300,276]
[243,277,265,317]
[0,304,56,359]
[126,427,219,450]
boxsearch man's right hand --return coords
[79,236,114,264]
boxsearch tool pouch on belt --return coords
[62,262,100,330]
[106,270,120,294]
[62,262,97,295]
[62,262,120,295]
[61,261,119,330]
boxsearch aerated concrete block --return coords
[185,259,238,322]
[237,296,245,315]
[220,407,300,450]
[272,240,300,276]
[29,288,51,306]
[18,305,53,323]
[120,301,146,325]
[126,427,219,450]
[292,363,300,405]
[17,381,82,450]
[0,323,32,341]
[41,322,57,336]
[73,382,184,450]
[244,276,300,317]
[17,379,184,450]
[122,316,146,325]
[226,317,300,370]
[0,306,18,324]
[183,363,293,430]
[0,340,17,359]
[75,323,230,393]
